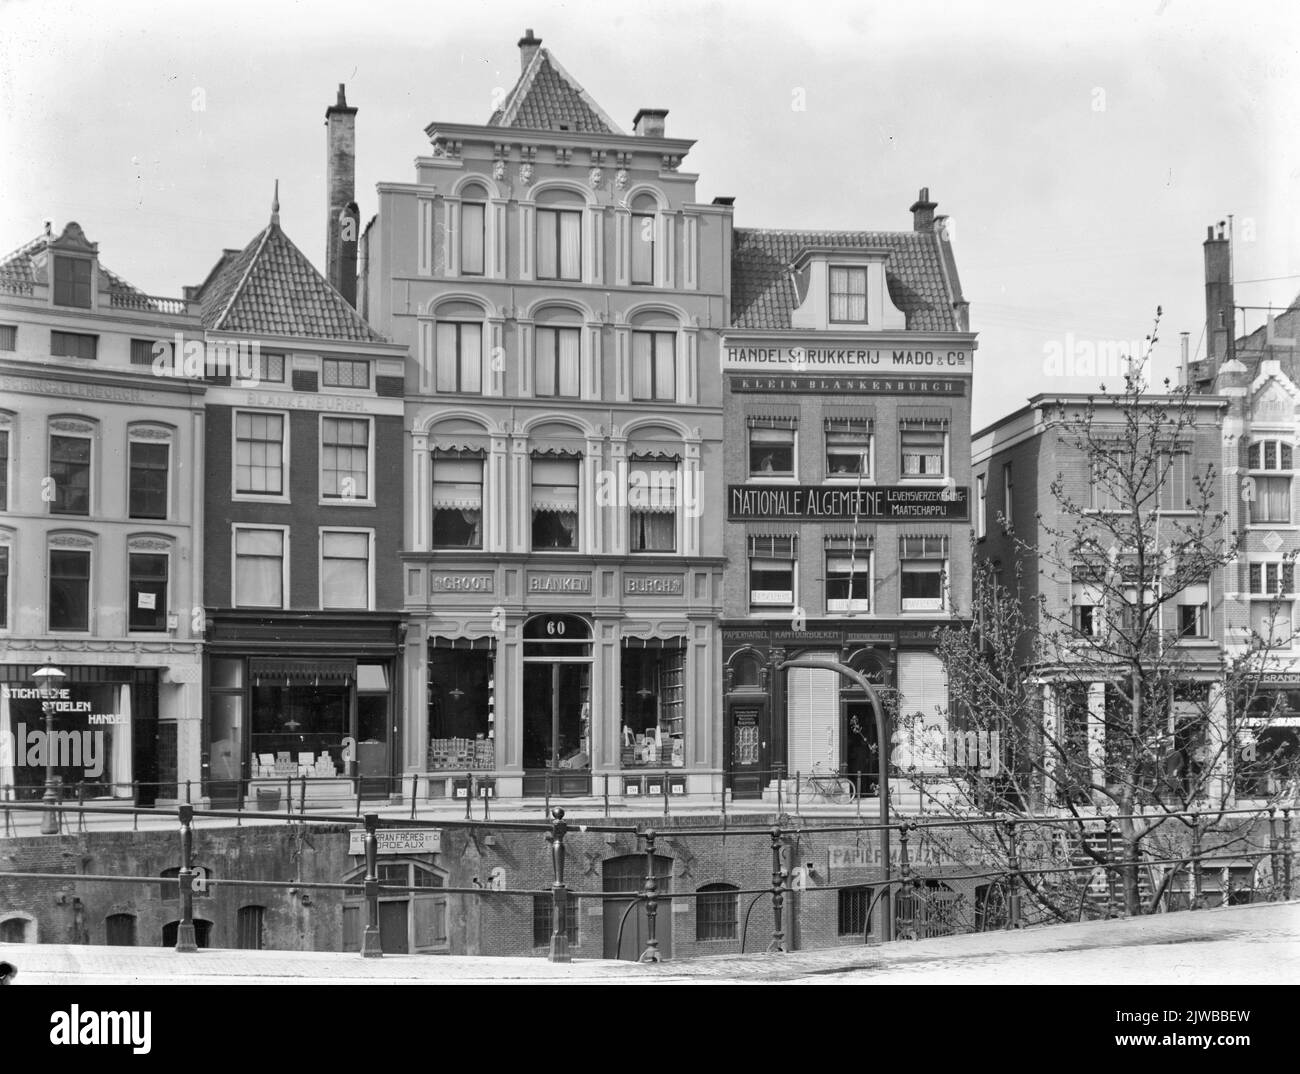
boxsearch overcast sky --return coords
[1,0,1296,429]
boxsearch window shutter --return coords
[896,651,949,773]
[787,667,839,775]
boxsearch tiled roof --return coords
[488,49,622,134]
[1236,291,1300,369]
[0,231,154,301]
[196,222,383,343]
[731,228,959,332]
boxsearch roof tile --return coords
[731,228,958,332]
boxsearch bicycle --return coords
[801,764,858,805]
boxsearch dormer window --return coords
[829,267,867,323]
[53,255,92,308]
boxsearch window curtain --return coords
[631,214,655,282]
[235,529,283,607]
[830,268,867,321]
[629,456,678,553]
[631,332,653,399]
[1252,476,1291,523]
[558,328,580,396]
[322,531,369,609]
[435,323,459,392]
[460,202,485,274]
[559,211,581,279]
[901,429,944,476]
[538,327,580,396]
[535,329,557,396]
[0,692,12,797]
[653,333,675,400]
[531,458,579,547]
[113,685,133,797]
[432,458,483,546]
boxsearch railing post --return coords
[544,772,551,820]
[299,775,308,818]
[174,804,198,952]
[354,775,363,817]
[1268,808,1280,902]
[663,770,670,818]
[1103,818,1117,919]
[465,771,474,820]
[361,813,383,957]
[410,772,419,819]
[77,784,86,833]
[547,807,570,963]
[897,823,915,939]
[1005,819,1022,930]
[766,824,786,953]
[1283,808,1293,900]
[482,779,491,822]
[1190,816,1203,910]
[285,776,293,815]
[776,765,783,815]
[639,828,661,963]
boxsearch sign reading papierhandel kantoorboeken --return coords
[729,484,969,521]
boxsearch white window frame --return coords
[319,357,373,394]
[459,198,487,278]
[434,320,484,395]
[1002,463,1013,524]
[627,457,680,555]
[828,265,869,325]
[47,538,94,634]
[899,426,948,481]
[126,543,172,635]
[1175,583,1210,640]
[536,207,583,282]
[231,523,290,610]
[318,527,375,611]
[48,425,95,517]
[749,541,797,612]
[976,473,987,540]
[1246,439,1294,527]
[0,414,13,514]
[231,409,290,504]
[318,414,375,507]
[0,532,13,632]
[826,551,872,613]
[127,427,173,521]
[824,424,873,481]
[630,329,677,403]
[748,426,798,480]
[530,455,582,554]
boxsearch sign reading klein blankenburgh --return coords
[728,484,969,521]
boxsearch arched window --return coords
[459,183,488,276]
[161,919,212,948]
[433,301,485,395]
[630,193,657,285]
[105,913,136,946]
[629,312,677,403]
[0,914,35,943]
[695,882,738,940]
[533,307,582,399]
[536,189,583,281]
[730,651,764,689]
[236,905,266,950]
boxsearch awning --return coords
[250,658,356,685]
[621,635,687,648]
[898,405,951,426]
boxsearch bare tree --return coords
[893,312,1299,922]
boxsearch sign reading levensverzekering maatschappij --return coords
[728,484,968,521]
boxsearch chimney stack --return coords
[1203,220,1234,371]
[325,84,358,308]
[633,109,668,138]
[910,187,937,232]
[518,29,542,72]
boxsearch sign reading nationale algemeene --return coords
[728,484,969,521]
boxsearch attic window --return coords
[829,267,867,323]
[558,123,570,131]
[53,255,92,308]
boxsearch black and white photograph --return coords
[0,0,1295,1048]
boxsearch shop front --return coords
[203,613,402,808]
[722,625,947,799]
[1235,681,1300,800]
[0,664,159,805]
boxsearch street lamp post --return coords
[777,656,894,942]
[33,666,67,836]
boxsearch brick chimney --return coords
[633,109,668,138]
[325,84,358,307]
[910,187,937,232]
[518,29,542,72]
[1204,221,1235,370]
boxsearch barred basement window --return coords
[236,905,265,950]
[532,893,579,947]
[838,885,873,937]
[695,883,738,940]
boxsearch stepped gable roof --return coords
[731,228,960,333]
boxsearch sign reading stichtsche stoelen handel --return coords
[729,484,969,521]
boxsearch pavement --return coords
[3,900,1295,985]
